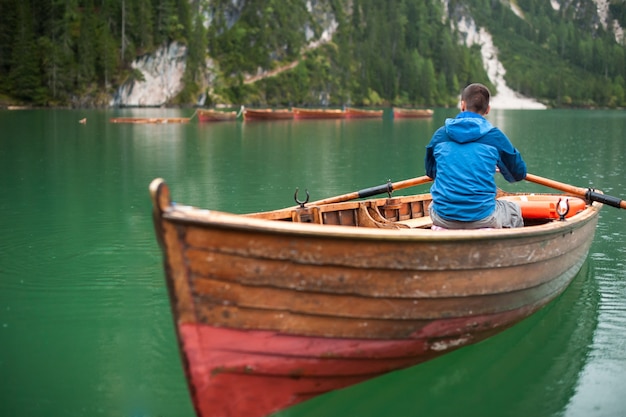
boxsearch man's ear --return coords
[460,100,466,111]
[484,105,491,115]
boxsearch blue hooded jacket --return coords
[425,112,527,222]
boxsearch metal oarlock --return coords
[556,198,570,221]
[294,188,310,208]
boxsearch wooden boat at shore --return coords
[345,107,384,118]
[109,117,190,124]
[293,107,346,119]
[243,108,294,121]
[197,109,238,122]
[393,107,434,119]
[150,173,606,417]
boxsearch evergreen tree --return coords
[9,0,42,102]
[0,0,18,92]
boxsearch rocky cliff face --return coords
[111,0,337,107]
[446,1,546,109]
[110,42,187,107]
[110,0,623,108]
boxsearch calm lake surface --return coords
[1,108,625,417]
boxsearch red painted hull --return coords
[181,303,538,417]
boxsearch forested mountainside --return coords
[1,0,624,108]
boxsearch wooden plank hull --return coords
[345,107,383,118]
[243,108,294,121]
[150,179,601,417]
[293,107,346,119]
[197,109,238,122]
[392,108,434,118]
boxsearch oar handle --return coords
[525,173,625,209]
[587,190,626,209]
[309,175,433,205]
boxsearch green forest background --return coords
[1,0,625,108]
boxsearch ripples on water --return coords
[570,207,626,417]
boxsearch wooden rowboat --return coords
[392,107,434,119]
[345,107,384,118]
[243,108,294,121]
[197,109,238,122]
[109,117,190,124]
[293,107,346,119]
[150,177,602,417]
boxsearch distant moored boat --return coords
[109,117,190,124]
[392,107,434,119]
[243,108,294,121]
[197,109,238,122]
[293,107,346,119]
[345,107,384,118]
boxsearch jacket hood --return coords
[444,111,494,143]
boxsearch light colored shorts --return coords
[429,200,524,229]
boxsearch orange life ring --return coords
[498,195,587,219]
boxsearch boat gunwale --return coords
[160,200,601,242]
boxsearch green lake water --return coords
[1,108,625,417]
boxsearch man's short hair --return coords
[462,83,490,114]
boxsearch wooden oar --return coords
[525,173,625,209]
[308,175,433,205]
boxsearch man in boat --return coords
[425,83,526,229]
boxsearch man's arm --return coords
[425,129,445,179]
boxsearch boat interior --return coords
[246,192,586,229]
[247,194,432,229]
